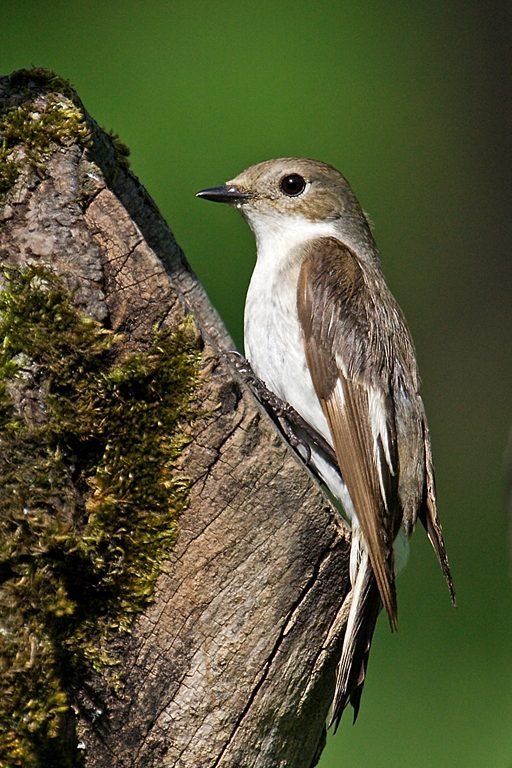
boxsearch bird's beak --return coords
[196,184,249,204]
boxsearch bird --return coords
[196,157,455,728]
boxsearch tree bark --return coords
[0,69,351,768]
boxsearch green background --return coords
[2,2,511,766]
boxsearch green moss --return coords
[0,67,132,203]
[0,153,18,197]
[0,266,201,767]
[0,69,91,199]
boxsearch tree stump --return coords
[0,69,350,768]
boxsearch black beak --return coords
[196,185,249,204]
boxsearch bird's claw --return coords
[224,351,316,465]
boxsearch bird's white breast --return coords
[243,213,339,445]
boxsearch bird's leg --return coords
[225,351,337,466]
[226,351,309,455]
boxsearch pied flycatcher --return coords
[197,157,455,727]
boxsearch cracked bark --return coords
[0,72,351,768]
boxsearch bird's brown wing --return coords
[296,237,400,628]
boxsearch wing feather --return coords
[324,380,397,627]
[420,419,456,604]
[297,238,400,628]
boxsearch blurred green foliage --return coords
[1,2,511,766]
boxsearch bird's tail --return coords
[329,546,381,730]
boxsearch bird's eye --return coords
[280,173,306,197]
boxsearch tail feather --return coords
[420,421,456,605]
[330,551,381,730]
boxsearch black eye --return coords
[280,173,306,197]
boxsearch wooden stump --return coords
[0,69,350,768]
